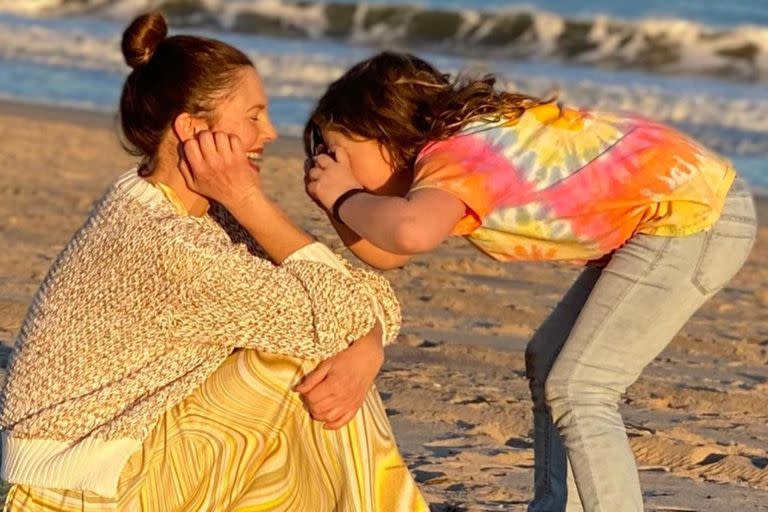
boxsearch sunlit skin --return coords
[321,130,408,195]
[307,130,465,269]
[144,66,385,430]
[147,66,277,217]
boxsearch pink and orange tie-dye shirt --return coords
[412,102,735,262]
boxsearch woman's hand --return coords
[181,131,263,210]
[305,146,364,210]
[295,322,384,430]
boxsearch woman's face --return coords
[208,66,278,163]
[321,129,411,196]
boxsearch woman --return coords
[0,15,427,512]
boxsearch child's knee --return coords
[544,371,621,426]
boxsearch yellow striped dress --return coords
[3,184,428,512]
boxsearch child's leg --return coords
[526,267,601,512]
[545,180,756,512]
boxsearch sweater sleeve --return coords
[285,242,401,346]
[169,237,400,360]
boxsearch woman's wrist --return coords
[227,189,314,262]
[350,326,385,365]
[223,186,269,217]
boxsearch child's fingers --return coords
[330,145,350,167]
[314,153,335,169]
[306,167,324,182]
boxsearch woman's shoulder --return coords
[106,170,267,264]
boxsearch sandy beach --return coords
[0,100,766,511]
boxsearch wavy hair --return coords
[304,52,551,175]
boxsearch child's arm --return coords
[307,149,466,256]
[329,215,413,270]
[338,188,464,255]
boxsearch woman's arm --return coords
[178,131,400,429]
[175,131,402,358]
[166,236,391,357]
[181,131,313,263]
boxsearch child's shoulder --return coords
[453,100,631,137]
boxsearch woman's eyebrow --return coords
[247,104,266,112]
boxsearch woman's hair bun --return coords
[121,11,168,70]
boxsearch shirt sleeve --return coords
[411,137,499,235]
[170,237,400,360]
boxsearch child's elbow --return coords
[348,243,411,270]
[392,220,441,255]
[368,258,408,271]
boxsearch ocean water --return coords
[0,0,765,189]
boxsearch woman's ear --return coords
[172,113,207,142]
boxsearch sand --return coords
[0,100,767,511]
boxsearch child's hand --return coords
[181,130,263,211]
[305,146,363,210]
[294,323,384,430]
[303,156,328,210]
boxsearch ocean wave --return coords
[2,0,767,82]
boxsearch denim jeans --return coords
[525,176,758,512]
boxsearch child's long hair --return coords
[304,52,550,175]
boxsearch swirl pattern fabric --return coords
[4,349,428,511]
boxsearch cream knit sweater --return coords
[0,170,401,496]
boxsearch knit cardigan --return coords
[0,170,401,497]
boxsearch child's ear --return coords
[172,112,209,142]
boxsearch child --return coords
[304,51,757,512]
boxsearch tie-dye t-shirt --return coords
[411,102,735,262]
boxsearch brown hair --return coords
[304,52,551,176]
[119,12,252,174]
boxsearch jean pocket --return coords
[691,218,757,295]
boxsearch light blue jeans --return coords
[526,176,758,512]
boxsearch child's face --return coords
[322,129,411,196]
[209,66,278,158]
